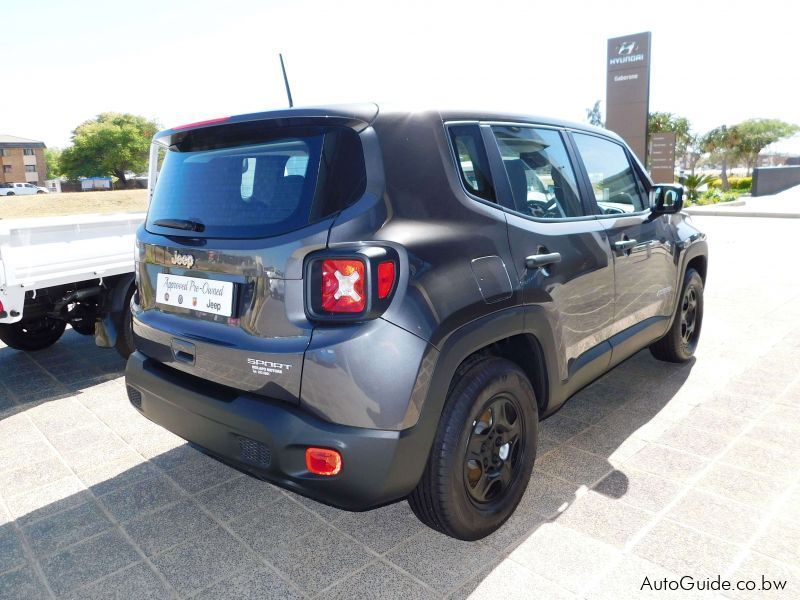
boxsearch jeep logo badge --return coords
[170,251,195,269]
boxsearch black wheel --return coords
[7,192,14,196]
[36,190,46,194]
[408,356,538,540]
[113,285,136,359]
[69,318,96,336]
[0,317,66,351]
[649,268,704,363]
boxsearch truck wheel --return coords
[408,357,538,540]
[113,285,136,359]
[0,318,67,351]
[649,268,704,363]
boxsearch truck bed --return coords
[0,213,144,323]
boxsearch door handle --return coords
[525,252,562,270]
[613,239,637,251]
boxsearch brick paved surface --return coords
[1,215,799,599]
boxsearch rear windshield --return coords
[146,126,365,238]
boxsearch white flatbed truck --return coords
[0,213,143,357]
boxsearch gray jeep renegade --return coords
[125,104,707,540]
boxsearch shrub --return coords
[695,189,739,205]
[727,176,752,191]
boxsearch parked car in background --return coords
[125,104,707,540]
[0,182,47,195]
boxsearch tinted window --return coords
[146,126,365,239]
[572,133,645,213]
[448,125,495,202]
[491,126,582,219]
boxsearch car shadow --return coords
[0,331,696,598]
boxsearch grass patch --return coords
[0,189,147,219]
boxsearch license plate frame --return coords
[155,273,235,317]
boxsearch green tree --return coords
[59,113,159,185]
[734,118,799,174]
[648,112,693,166]
[701,125,741,191]
[586,101,603,127]
[43,147,62,179]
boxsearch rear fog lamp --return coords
[305,447,342,476]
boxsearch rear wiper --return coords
[152,218,205,232]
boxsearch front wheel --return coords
[408,357,538,540]
[649,268,704,362]
[0,317,67,351]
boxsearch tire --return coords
[0,317,66,351]
[7,192,14,196]
[113,285,136,359]
[649,268,704,363]
[408,356,538,540]
[36,190,45,194]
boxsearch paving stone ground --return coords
[1,215,799,599]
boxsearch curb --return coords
[685,209,800,218]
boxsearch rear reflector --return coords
[377,261,396,299]
[321,259,366,313]
[305,447,342,476]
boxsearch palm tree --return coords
[683,173,716,201]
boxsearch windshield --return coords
[146,126,365,238]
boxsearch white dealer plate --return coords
[156,273,234,317]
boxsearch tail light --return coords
[377,261,396,299]
[321,259,366,313]
[306,248,399,321]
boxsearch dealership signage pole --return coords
[605,32,651,165]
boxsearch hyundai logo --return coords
[618,41,637,56]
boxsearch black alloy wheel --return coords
[464,394,525,505]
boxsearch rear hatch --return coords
[134,111,371,403]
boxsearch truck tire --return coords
[113,285,136,359]
[0,317,67,351]
[408,357,538,540]
[649,268,704,363]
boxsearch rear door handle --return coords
[525,252,562,269]
[613,239,637,251]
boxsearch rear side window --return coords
[448,124,495,202]
[491,126,583,219]
[146,126,365,238]
[572,133,645,213]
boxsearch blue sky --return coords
[4,0,800,151]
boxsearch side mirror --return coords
[650,184,684,215]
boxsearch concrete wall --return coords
[752,166,800,196]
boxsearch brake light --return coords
[171,116,230,131]
[377,261,396,299]
[321,259,366,313]
[306,447,342,476]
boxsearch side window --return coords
[490,126,583,219]
[572,133,645,213]
[447,124,495,202]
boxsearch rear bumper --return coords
[125,351,429,510]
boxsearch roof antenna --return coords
[279,53,294,108]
